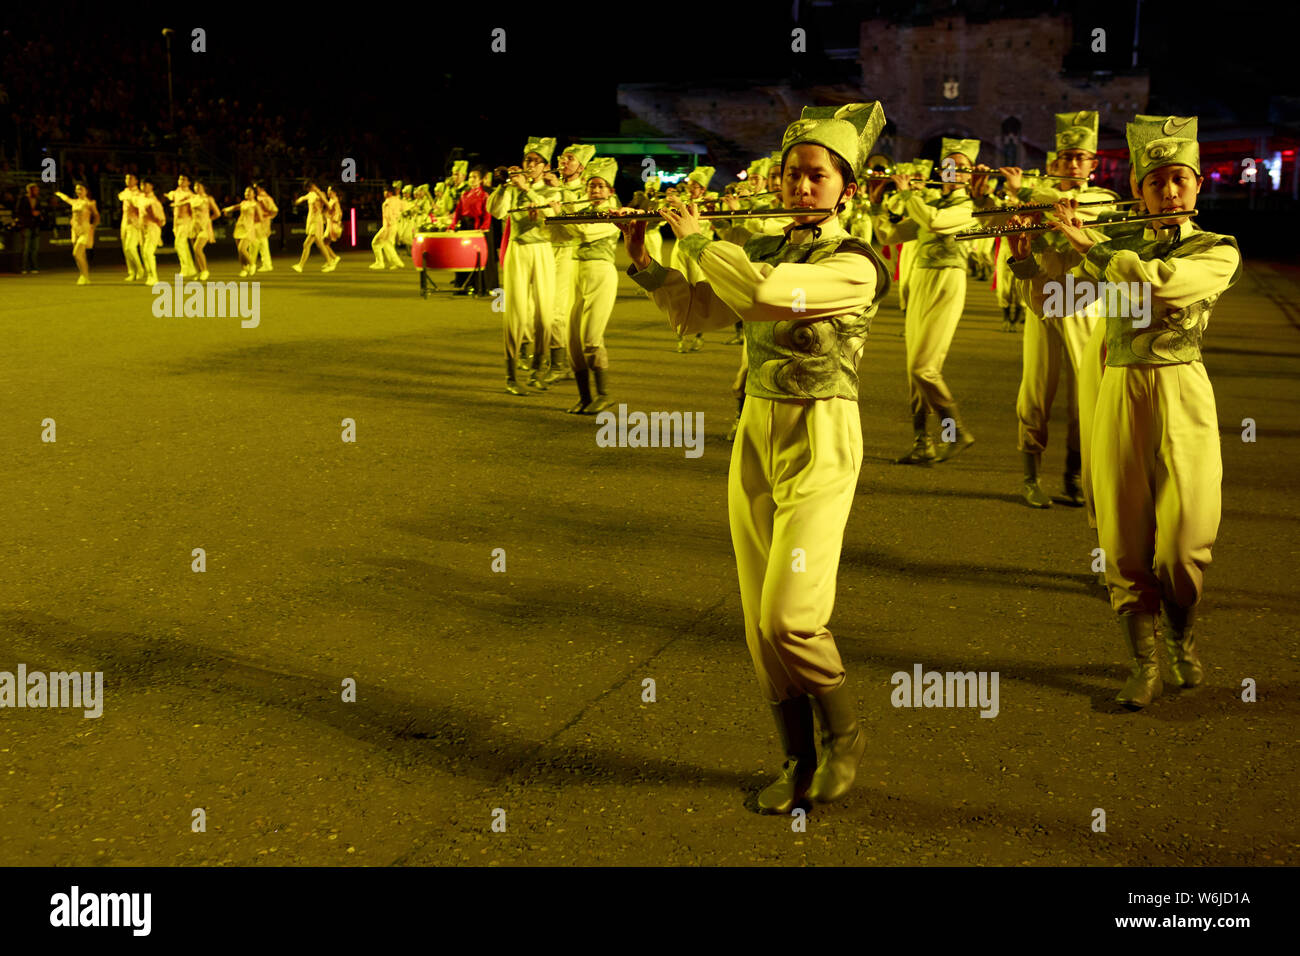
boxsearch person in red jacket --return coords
[450,166,491,294]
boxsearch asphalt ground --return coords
[0,241,1296,867]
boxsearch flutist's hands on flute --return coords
[970,164,994,197]
[1050,198,1095,256]
[616,212,651,271]
[866,178,888,204]
[890,173,914,193]
[999,166,1024,193]
[659,197,704,241]
[1005,214,1038,259]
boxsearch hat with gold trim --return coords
[780,102,887,177]
[686,165,716,189]
[562,144,596,167]
[941,137,980,164]
[1055,111,1098,154]
[523,136,557,163]
[1127,114,1199,187]
[582,157,618,187]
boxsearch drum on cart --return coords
[412,230,490,298]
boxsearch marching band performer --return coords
[118,174,145,282]
[623,103,892,813]
[987,115,1121,510]
[869,140,980,464]
[138,179,166,286]
[548,157,621,414]
[254,183,278,272]
[189,182,221,281]
[1008,115,1240,709]
[668,164,717,353]
[450,172,490,294]
[53,184,99,285]
[486,136,560,395]
[546,144,596,384]
[881,160,934,317]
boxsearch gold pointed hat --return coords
[523,136,557,163]
[941,137,980,164]
[582,157,618,186]
[452,160,468,177]
[562,144,596,167]
[686,165,716,189]
[1127,114,1199,187]
[1055,111,1098,154]
[780,102,887,177]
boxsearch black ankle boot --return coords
[505,358,529,397]
[809,682,866,803]
[757,697,817,814]
[568,370,593,414]
[587,367,612,412]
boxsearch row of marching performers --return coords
[612,102,1238,819]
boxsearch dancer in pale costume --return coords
[53,184,99,285]
[370,185,406,270]
[165,175,198,279]
[294,183,340,272]
[223,187,262,276]
[138,179,166,285]
[323,187,344,264]
[189,182,222,280]
[117,174,144,281]
[254,184,278,272]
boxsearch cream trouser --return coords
[995,238,1020,309]
[1092,361,1221,616]
[904,266,965,420]
[897,242,917,313]
[551,245,577,351]
[729,396,861,703]
[173,218,196,276]
[1078,317,1107,529]
[503,241,555,364]
[257,236,273,268]
[371,231,402,268]
[567,258,616,371]
[1016,308,1097,457]
[121,222,143,278]
[141,225,161,282]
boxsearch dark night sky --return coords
[4,0,1295,179]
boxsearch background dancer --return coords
[190,182,221,280]
[53,184,99,285]
[117,174,144,282]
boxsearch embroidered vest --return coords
[739,232,891,401]
[1102,230,1241,366]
